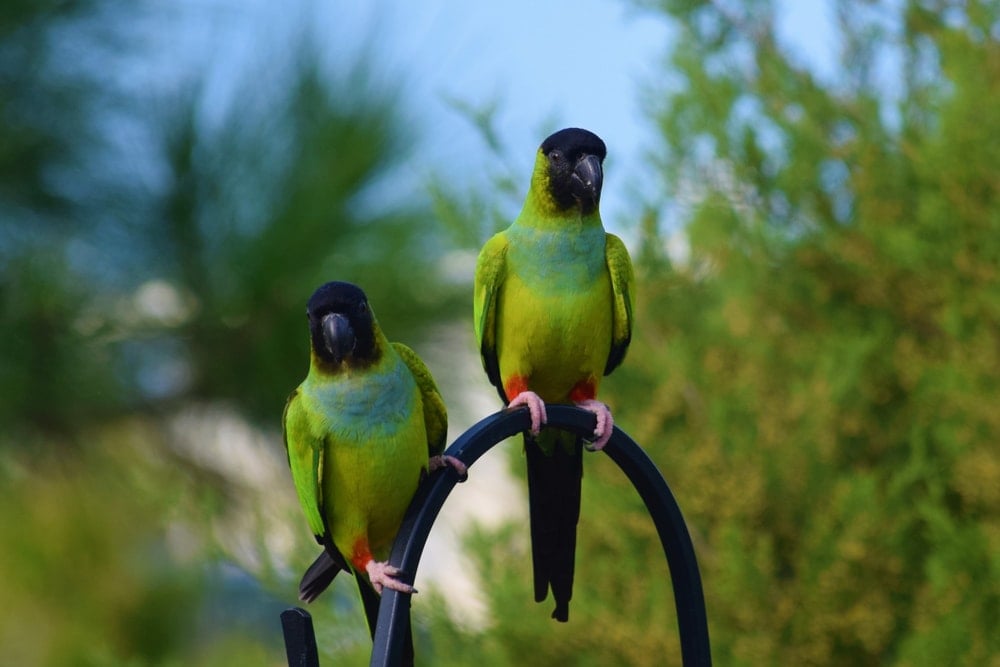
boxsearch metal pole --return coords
[369,406,711,666]
[281,607,320,667]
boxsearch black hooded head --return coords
[306,281,379,369]
[539,128,607,215]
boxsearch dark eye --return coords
[548,150,563,163]
[357,301,368,315]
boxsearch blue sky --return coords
[332,0,675,225]
[312,0,838,230]
[147,1,838,232]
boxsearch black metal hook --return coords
[368,405,711,666]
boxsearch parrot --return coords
[473,127,635,622]
[283,281,465,662]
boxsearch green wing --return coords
[474,232,509,391]
[392,342,448,457]
[604,233,635,376]
[282,389,327,540]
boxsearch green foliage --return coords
[626,1,998,664]
[0,252,125,432]
[623,4,1000,661]
[0,0,122,433]
[0,423,284,666]
[154,59,464,421]
[0,5,464,433]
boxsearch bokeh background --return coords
[1,0,998,665]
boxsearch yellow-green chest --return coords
[496,225,613,401]
[305,361,428,562]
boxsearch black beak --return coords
[571,153,603,205]
[321,313,355,364]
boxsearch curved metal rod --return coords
[370,405,712,666]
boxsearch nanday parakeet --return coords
[474,128,635,622]
[283,281,464,659]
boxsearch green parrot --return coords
[283,281,464,660]
[474,128,635,622]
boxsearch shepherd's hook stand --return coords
[282,405,711,667]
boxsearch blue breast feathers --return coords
[506,225,606,289]
[309,357,417,439]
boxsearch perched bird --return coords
[474,128,635,621]
[283,281,464,660]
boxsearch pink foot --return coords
[576,399,613,451]
[428,454,468,482]
[507,391,548,435]
[365,560,415,595]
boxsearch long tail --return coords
[525,429,583,622]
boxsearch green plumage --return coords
[283,340,444,561]
[283,281,446,664]
[474,128,635,620]
[475,220,633,408]
[475,135,634,408]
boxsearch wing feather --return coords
[282,389,327,540]
[474,232,509,393]
[392,342,448,457]
[604,233,635,376]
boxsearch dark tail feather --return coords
[299,546,414,664]
[299,549,344,603]
[354,573,414,667]
[525,430,583,622]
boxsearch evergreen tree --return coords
[427,2,1000,665]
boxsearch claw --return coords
[429,454,468,482]
[506,391,548,435]
[576,399,613,451]
[366,560,415,595]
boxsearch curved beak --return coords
[321,313,355,364]
[571,153,603,205]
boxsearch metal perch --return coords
[283,405,711,666]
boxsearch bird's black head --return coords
[539,128,607,215]
[306,281,379,370]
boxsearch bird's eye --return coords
[548,150,563,163]
[357,301,368,315]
